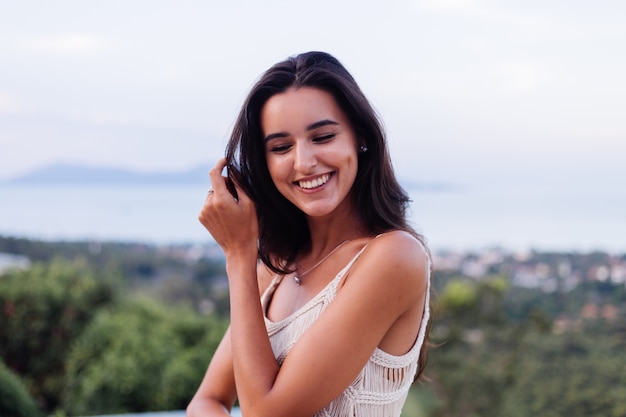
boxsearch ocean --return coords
[1,183,624,253]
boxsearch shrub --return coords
[0,258,115,411]
[0,360,42,417]
[62,298,227,416]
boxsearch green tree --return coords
[423,276,535,417]
[0,360,42,417]
[62,297,228,416]
[159,313,228,409]
[503,328,626,417]
[0,258,116,411]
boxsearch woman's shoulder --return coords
[355,230,430,289]
[368,230,429,266]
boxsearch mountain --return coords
[4,162,459,191]
[4,163,211,185]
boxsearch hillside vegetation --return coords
[1,236,625,416]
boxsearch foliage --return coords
[0,360,42,417]
[61,297,227,416]
[3,236,625,416]
[193,257,226,286]
[0,235,229,315]
[0,235,178,272]
[423,276,520,417]
[408,275,626,417]
[159,314,228,409]
[0,258,116,411]
[0,237,228,416]
[502,328,626,417]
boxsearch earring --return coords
[359,144,368,153]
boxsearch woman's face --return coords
[261,87,359,219]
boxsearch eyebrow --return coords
[263,119,339,143]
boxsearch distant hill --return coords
[4,163,211,185]
[3,162,459,191]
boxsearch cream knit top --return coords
[261,242,431,417]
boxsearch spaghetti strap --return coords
[337,232,402,287]
[260,273,284,315]
[337,241,371,288]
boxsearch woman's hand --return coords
[198,158,258,258]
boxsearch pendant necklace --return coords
[293,240,350,286]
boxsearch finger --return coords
[208,158,229,194]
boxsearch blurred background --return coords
[1,1,625,416]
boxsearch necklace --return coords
[293,240,350,286]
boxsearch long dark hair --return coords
[226,51,422,270]
[226,51,430,381]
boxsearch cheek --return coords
[343,150,359,174]
[265,157,287,187]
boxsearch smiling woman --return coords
[189,51,431,417]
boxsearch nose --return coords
[293,141,318,172]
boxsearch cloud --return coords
[19,33,110,56]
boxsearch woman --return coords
[188,51,431,417]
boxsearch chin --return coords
[300,202,346,219]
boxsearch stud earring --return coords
[359,144,368,153]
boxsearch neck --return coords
[305,204,367,259]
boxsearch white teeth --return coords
[299,173,330,189]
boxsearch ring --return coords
[207,188,214,196]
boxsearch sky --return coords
[0,0,625,250]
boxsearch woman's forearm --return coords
[225,255,280,416]
[186,396,232,417]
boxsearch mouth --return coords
[296,173,332,190]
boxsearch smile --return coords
[297,173,332,190]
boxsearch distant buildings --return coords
[434,248,626,292]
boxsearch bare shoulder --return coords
[354,230,430,293]
[368,230,429,270]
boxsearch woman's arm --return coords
[198,159,429,417]
[187,261,276,417]
[228,232,428,417]
[186,326,237,417]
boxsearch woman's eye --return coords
[269,144,291,153]
[313,133,335,143]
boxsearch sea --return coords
[1,182,625,254]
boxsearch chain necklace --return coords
[293,240,350,286]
